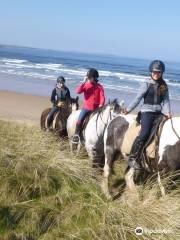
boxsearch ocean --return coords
[0,45,180,112]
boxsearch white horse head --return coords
[70,96,79,112]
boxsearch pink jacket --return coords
[76,81,105,110]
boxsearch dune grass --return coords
[0,119,180,240]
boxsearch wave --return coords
[0,58,28,64]
[2,62,63,71]
[100,83,138,93]
[1,57,180,90]
[0,69,55,80]
[34,63,64,71]
[1,69,180,101]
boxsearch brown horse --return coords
[40,97,79,137]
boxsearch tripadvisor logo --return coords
[135,227,173,236]
[135,227,143,236]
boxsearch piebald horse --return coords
[67,99,123,167]
[102,113,180,198]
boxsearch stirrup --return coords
[71,134,81,144]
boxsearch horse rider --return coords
[47,76,71,128]
[123,60,172,171]
[72,68,105,143]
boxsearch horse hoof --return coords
[106,194,113,200]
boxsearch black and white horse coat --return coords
[102,114,180,198]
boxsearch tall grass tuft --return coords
[0,120,180,240]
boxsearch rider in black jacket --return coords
[47,76,71,128]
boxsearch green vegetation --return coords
[0,120,180,240]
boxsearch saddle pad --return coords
[146,120,165,158]
[121,121,140,155]
[121,120,163,158]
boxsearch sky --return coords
[0,0,180,62]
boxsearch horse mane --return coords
[91,99,119,116]
[70,96,79,110]
[71,96,79,103]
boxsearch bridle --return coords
[170,118,180,140]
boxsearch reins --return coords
[169,101,180,140]
[96,107,112,140]
[170,118,180,140]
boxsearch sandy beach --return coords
[0,88,179,126]
[0,90,50,124]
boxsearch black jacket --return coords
[51,86,71,105]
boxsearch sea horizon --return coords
[1,43,180,65]
[0,44,180,113]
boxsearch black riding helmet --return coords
[149,60,165,73]
[57,76,65,83]
[87,68,99,81]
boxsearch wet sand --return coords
[0,90,50,124]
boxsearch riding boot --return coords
[71,124,81,144]
[128,136,144,170]
[47,115,53,129]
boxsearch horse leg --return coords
[40,108,51,130]
[52,112,60,130]
[69,140,73,153]
[157,171,166,197]
[76,141,81,156]
[124,167,136,190]
[101,157,112,199]
[69,139,81,156]
[45,115,49,131]
[121,167,140,205]
[86,144,95,163]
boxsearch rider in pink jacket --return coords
[76,78,105,110]
[72,68,105,143]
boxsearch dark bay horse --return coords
[40,97,79,137]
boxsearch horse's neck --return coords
[100,107,111,124]
[167,117,180,133]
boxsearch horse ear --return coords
[114,98,117,104]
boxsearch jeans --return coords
[139,112,161,142]
[47,106,59,127]
[77,108,91,125]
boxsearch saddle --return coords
[121,114,166,159]
[49,101,70,130]
[80,108,105,135]
[81,112,93,131]
[70,108,102,143]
